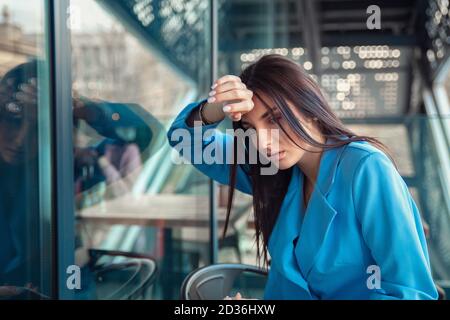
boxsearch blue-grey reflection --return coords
[0,60,164,299]
[73,97,161,207]
[0,61,42,299]
[72,80,164,300]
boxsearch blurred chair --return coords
[88,249,158,300]
[181,263,445,300]
[172,201,253,270]
[180,263,268,300]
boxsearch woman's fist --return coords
[208,75,254,122]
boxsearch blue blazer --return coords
[167,100,438,300]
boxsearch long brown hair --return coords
[222,54,393,269]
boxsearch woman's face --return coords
[240,93,322,170]
[0,72,39,166]
[0,106,37,165]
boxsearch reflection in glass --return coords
[70,0,211,299]
[0,1,52,300]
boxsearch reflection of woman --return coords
[168,54,438,299]
[0,62,41,299]
[72,98,158,207]
[74,140,141,200]
[6,66,165,207]
[0,61,164,299]
[71,91,164,300]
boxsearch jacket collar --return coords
[267,137,349,285]
[316,136,349,196]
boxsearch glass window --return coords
[69,0,211,299]
[0,1,53,299]
[217,0,292,276]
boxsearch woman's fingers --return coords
[20,82,37,96]
[208,88,252,104]
[223,112,242,121]
[225,292,243,300]
[0,286,19,297]
[213,75,242,87]
[211,80,246,95]
[224,294,242,300]
[15,80,38,105]
[222,99,253,122]
[223,100,254,113]
[209,75,253,122]
[15,91,37,105]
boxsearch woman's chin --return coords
[272,157,294,170]
[278,162,293,170]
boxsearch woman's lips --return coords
[268,150,286,160]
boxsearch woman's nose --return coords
[256,128,279,154]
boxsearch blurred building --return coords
[0,6,36,75]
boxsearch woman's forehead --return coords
[253,91,272,107]
[242,99,269,122]
[244,92,302,122]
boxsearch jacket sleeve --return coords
[167,99,252,195]
[352,151,438,299]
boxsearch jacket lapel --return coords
[267,165,311,296]
[294,189,337,278]
[266,138,349,290]
[294,141,348,278]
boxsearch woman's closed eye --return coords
[240,121,253,130]
[268,114,282,126]
[240,114,282,130]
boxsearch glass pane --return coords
[0,0,53,299]
[217,0,290,268]
[69,0,211,299]
[408,115,450,283]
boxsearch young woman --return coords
[167,54,438,300]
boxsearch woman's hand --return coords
[224,292,243,300]
[224,292,257,300]
[207,75,254,122]
[14,78,91,121]
[14,78,38,106]
[0,286,20,297]
[0,283,39,298]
